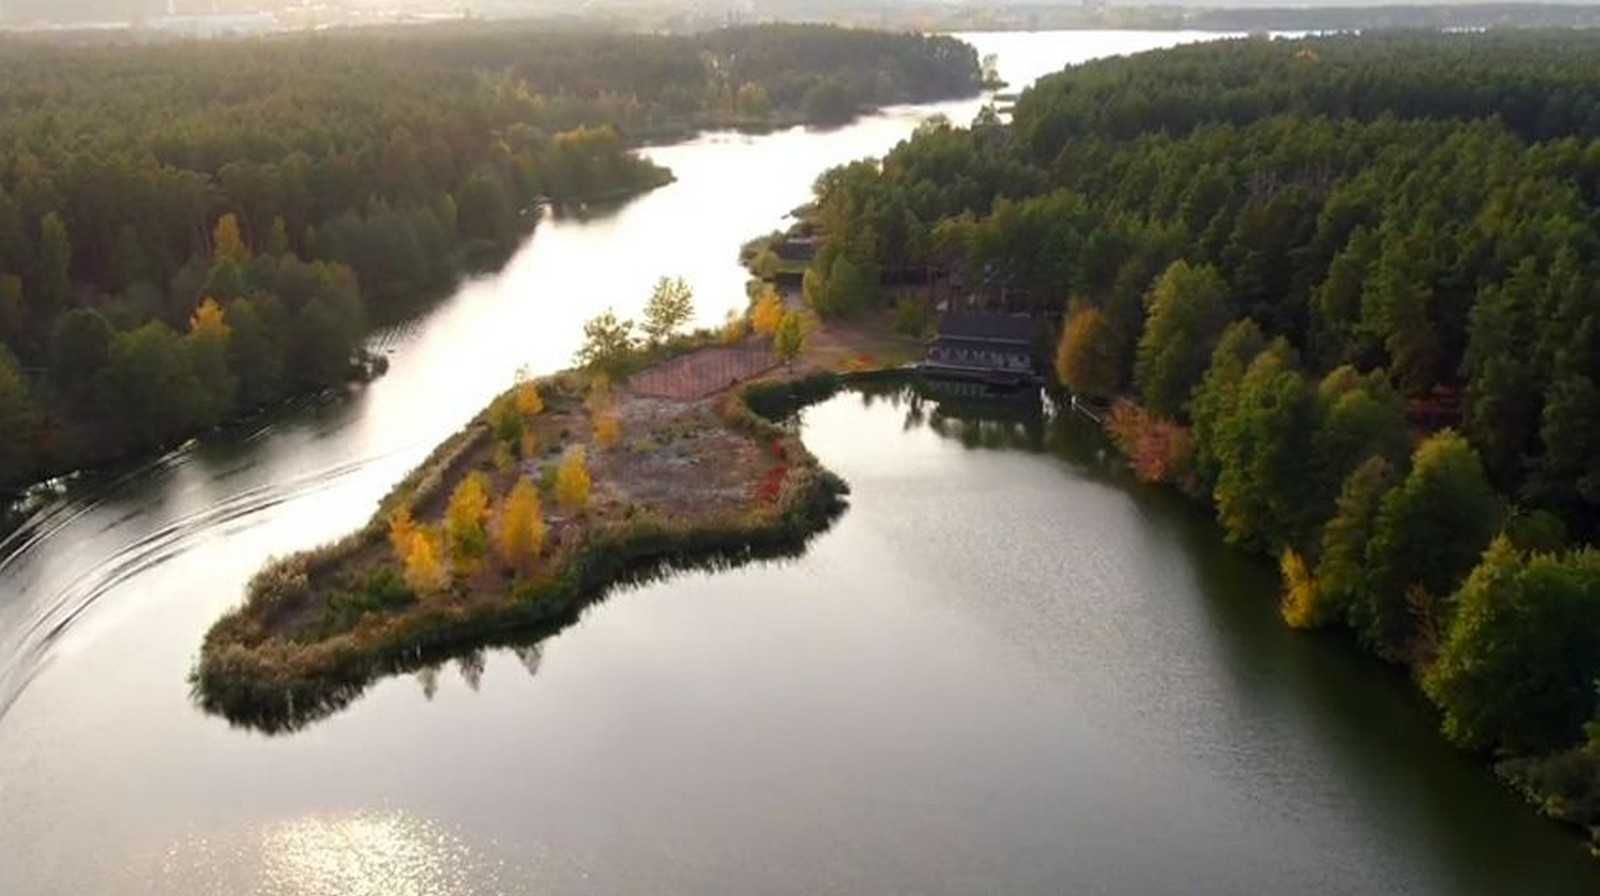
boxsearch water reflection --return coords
[857,376,1127,465]
[154,810,536,896]
[198,492,847,735]
[199,377,1078,735]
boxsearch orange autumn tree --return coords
[1055,306,1120,399]
[496,477,546,568]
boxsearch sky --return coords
[2,0,1595,29]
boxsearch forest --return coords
[0,22,980,493]
[798,31,1600,847]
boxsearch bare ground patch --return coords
[628,346,779,400]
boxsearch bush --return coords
[1105,399,1198,492]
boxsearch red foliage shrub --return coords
[754,464,789,503]
[1105,399,1199,493]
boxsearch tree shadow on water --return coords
[192,494,848,736]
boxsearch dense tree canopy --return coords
[0,23,979,491]
[799,29,1600,842]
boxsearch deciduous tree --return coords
[515,380,544,416]
[445,472,491,574]
[1135,260,1230,417]
[556,446,591,512]
[575,309,636,376]
[1358,430,1502,658]
[642,276,694,344]
[496,477,546,568]
[773,309,808,363]
[1425,539,1600,753]
[212,213,249,265]
[1055,305,1121,398]
[1279,547,1326,629]
[402,528,449,594]
[751,287,785,336]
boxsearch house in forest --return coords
[774,236,819,263]
[919,311,1039,386]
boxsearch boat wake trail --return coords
[0,450,398,726]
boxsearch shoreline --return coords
[0,177,673,511]
[0,81,982,511]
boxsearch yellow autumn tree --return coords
[773,309,809,363]
[444,472,491,574]
[594,410,621,449]
[496,477,546,568]
[556,446,591,512]
[1279,547,1326,629]
[189,297,231,341]
[515,380,544,416]
[212,213,248,264]
[752,287,785,336]
[519,429,539,460]
[387,505,417,560]
[402,528,449,594]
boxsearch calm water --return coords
[2,31,1597,895]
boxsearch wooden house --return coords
[919,311,1039,386]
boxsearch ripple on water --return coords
[0,449,400,724]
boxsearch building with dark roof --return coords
[919,311,1039,386]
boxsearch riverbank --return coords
[193,357,850,732]
[1080,391,1600,857]
[0,172,677,513]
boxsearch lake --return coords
[1,30,1596,895]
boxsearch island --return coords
[194,344,856,730]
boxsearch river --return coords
[2,30,1597,895]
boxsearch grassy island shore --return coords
[194,358,850,732]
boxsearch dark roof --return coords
[774,237,818,261]
[936,312,1034,344]
[930,337,1032,354]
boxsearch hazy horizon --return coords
[5,0,1600,29]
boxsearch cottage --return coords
[920,311,1039,386]
[773,236,819,263]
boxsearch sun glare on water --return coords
[154,810,539,896]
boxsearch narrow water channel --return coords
[1,31,1595,895]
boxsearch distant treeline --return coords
[801,30,1600,848]
[0,23,980,492]
[753,1,1600,32]
[1186,4,1600,32]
